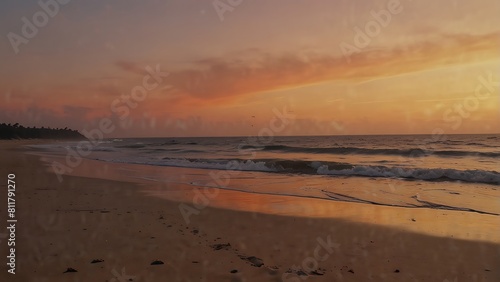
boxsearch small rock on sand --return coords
[297,270,308,276]
[239,256,264,267]
[211,243,231,251]
[151,260,164,265]
[310,269,325,275]
[63,268,77,273]
[230,269,238,273]
[90,259,104,264]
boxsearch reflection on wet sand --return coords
[37,153,500,244]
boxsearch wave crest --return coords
[106,157,500,185]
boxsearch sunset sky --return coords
[1,0,499,137]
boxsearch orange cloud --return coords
[151,32,499,105]
[1,31,498,136]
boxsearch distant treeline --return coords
[0,123,86,140]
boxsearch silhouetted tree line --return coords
[0,123,86,140]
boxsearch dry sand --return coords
[0,140,499,281]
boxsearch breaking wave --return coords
[100,157,500,185]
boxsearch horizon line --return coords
[103,132,500,139]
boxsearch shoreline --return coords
[0,140,499,281]
[32,144,500,244]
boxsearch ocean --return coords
[31,134,500,216]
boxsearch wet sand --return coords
[0,140,499,281]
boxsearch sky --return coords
[0,0,499,137]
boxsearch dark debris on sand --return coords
[90,259,104,264]
[239,255,264,267]
[310,268,325,275]
[285,268,308,276]
[150,260,164,265]
[211,243,231,251]
[285,268,325,277]
[63,267,78,273]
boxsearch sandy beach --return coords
[2,0,499,281]
[0,140,499,282]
